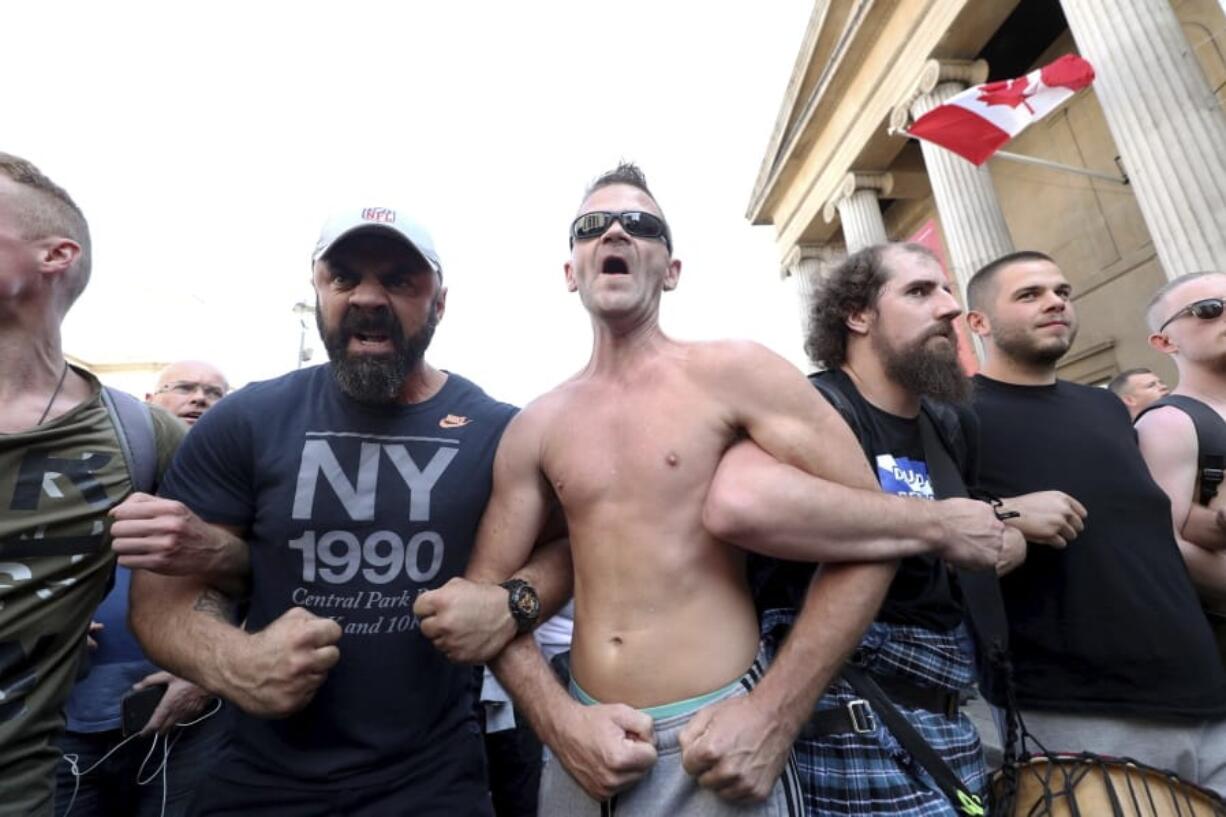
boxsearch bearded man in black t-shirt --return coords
[698,243,1086,816]
[965,251,1226,794]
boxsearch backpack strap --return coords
[101,386,157,495]
[808,371,860,432]
[1137,395,1226,506]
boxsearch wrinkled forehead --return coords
[577,184,663,219]
[158,362,227,389]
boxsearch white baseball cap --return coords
[312,206,441,276]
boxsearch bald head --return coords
[1145,271,1226,333]
[147,361,229,426]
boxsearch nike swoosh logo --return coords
[439,415,472,429]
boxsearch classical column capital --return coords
[822,172,895,223]
[782,243,840,282]
[891,59,990,131]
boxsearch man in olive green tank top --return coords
[0,153,185,816]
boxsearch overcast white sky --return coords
[7,1,814,406]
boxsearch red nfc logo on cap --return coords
[361,208,396,223]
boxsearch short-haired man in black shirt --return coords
[965,251,1226,793]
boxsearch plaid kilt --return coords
[762,610,988,816]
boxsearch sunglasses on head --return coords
[569,211,672,253]
[1158,297,1226,332]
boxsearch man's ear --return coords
[966,309,991,338]
[1148,331,1176,355]
[845,307,872,337]
[433,285,447,323]
[39,238,81,275]
[662,258,681,292]
[563,260,578,293]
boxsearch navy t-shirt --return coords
[160,366,516,788]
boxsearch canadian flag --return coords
[906,55,1096,166]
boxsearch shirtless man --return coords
[417,164,1005,815]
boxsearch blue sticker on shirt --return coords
[876,455,933,499]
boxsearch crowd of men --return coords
[1,150,1224,817]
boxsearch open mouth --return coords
[352,331,391,346]
[601,257,630,275]
[181,410,203,423]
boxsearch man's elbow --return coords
[703,473,764,545]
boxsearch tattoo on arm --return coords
[192,587,239,623]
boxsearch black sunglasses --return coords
[569,211,672,253]
[1158,297,1226,332]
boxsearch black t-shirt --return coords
[160,365,517,789]
[971,375,1226,719]
[751,369,964,631]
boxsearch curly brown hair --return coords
[805,242,937,368]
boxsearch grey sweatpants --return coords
[1011,709,1226,796]
[538,663,803,817]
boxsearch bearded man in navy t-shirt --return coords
[122,207,527,815]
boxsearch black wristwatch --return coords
[500,579,541,634]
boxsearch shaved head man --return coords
[0,153,187,816]
[1107,367,1169,420]
[146,361,229,425]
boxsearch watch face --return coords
[514,587,541,619]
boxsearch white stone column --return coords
[783,244,840,338]
[894,60,1015,298]
[822,172,894,252]
[1060,0,1226,278]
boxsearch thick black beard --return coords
[317,301,438,405]
[875,329,972,404]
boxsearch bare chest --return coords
[541,384,732,510]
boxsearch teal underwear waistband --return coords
[569,676,744,720]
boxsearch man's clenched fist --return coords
[414,577,516,664]
[222,607,341,718]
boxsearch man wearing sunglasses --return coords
[146,361,229,427]
[417,164,1009,816]
[1136,274,1226,663]
[964,253,1226,793]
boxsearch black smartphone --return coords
[121,683,167,736]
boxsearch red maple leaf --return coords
[977,77,1034,112]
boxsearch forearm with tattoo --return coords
[192,587,241,623]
